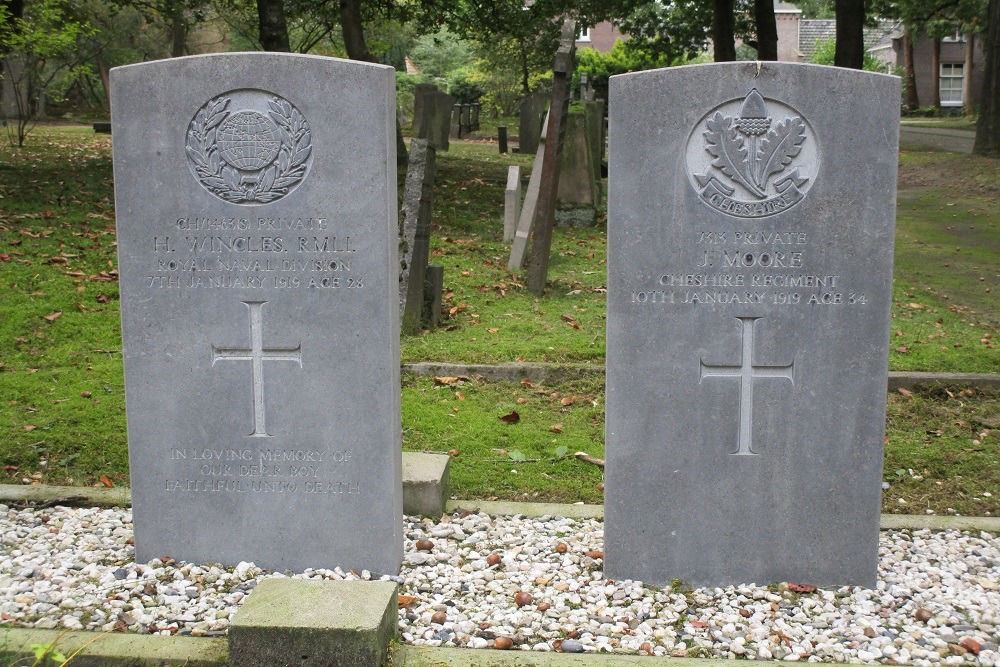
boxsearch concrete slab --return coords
[0,627,226,667]
[229,578,397,667]
[401,452,450,516]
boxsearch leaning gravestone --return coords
[605,63,899,588]
[110,53,403,574]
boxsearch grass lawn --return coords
[0,125,997,515]
[900,118,978,131]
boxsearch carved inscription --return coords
[166,447,359,495]
[145,218,363,290]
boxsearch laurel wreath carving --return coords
[703,112,806,200]
[186,95,312,204]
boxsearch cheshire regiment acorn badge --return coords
[686,89,818,219]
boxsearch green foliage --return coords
[31,641,67,665]
[1,0,96,146]
[447,72,482,104]
[809,38,891,72]
[574,40,677,102]
[395,71,421,118]
[409,28,473,82]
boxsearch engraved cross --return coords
[212,301,302,437]
[699,316,794,455]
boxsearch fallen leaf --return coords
[96,294,110,303]
[787,582,818,593]
[23,425,36,432]
[43,312,62,322]
[486,328,499,333]
[550,423,563,434]
[80,391,92,398]
[99,474,114,488]
[455,391,465,401]
[897,387,913,396]
[500,411,520,424]
[397,594,419,607]
[516,397,528,404]
[560,397,574,406]
[895,346,908,354]
[434,376,460,385]
[47,256,68,264]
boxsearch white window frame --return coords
[578,26,591,42]
[941,28,964,43]
[939,63,964,107]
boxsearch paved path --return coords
[899,124,975,154]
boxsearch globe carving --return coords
[216,110,281,171]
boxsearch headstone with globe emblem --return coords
[605,63,899,588]
[110,53,403,574]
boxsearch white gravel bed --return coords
[1,503,998,665]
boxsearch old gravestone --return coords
[410,82,437,132]
[605,63,899,588]
[518,92,548,154]
[398,139,436,335]
[110,53,403,573]
[417,90,454,151]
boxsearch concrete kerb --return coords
[402,363,1000,391]
[0,451,451,517]
[393,645,775,666]
[0,627,227,666]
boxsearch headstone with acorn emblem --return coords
[605,62,900,588]
[110,53,403,574]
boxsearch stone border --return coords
[402,363,1000,390]
[0,627,226,666]
[0,451,450,517]
[2,484,995,533]
[397,645,741,666]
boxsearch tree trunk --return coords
[931,37,941,108]
[96,52,111,112]
[256,0,290,52]
[963,32,975,114]
[338,0,407,167]
[904,28,919,109]
[339,0,372,62]
[712,0,736,61]
[974,0,1000,156]
[834,0,865,69]
[754,0,778,61]
[171,10,187,57]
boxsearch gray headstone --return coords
[417,91,453,151]
[460,104,471,134]
[399,139,436,335]
[518,92,548,154]
[556,102,598,212]
[450,104,462,139]
[410,83,437,132]
[504,165,521,242]
[110,53,403,574]
[508,111,547,271]
[470,103,480,131]
[605,62,900,588]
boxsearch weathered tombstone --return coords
[110,53,404,574]
[605,63,899,588]
[526,20,576,295]
[410,82,437,132]
[399,139,436,335]
[498,126,508,154]
[423,265,444,327]
[504,165,521,242]
[450,104,462,139]
[555,101,599,226]
[417,91,454,151]
[460,104,471,134]
[470,103,480,131]
[518,92,548,154]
